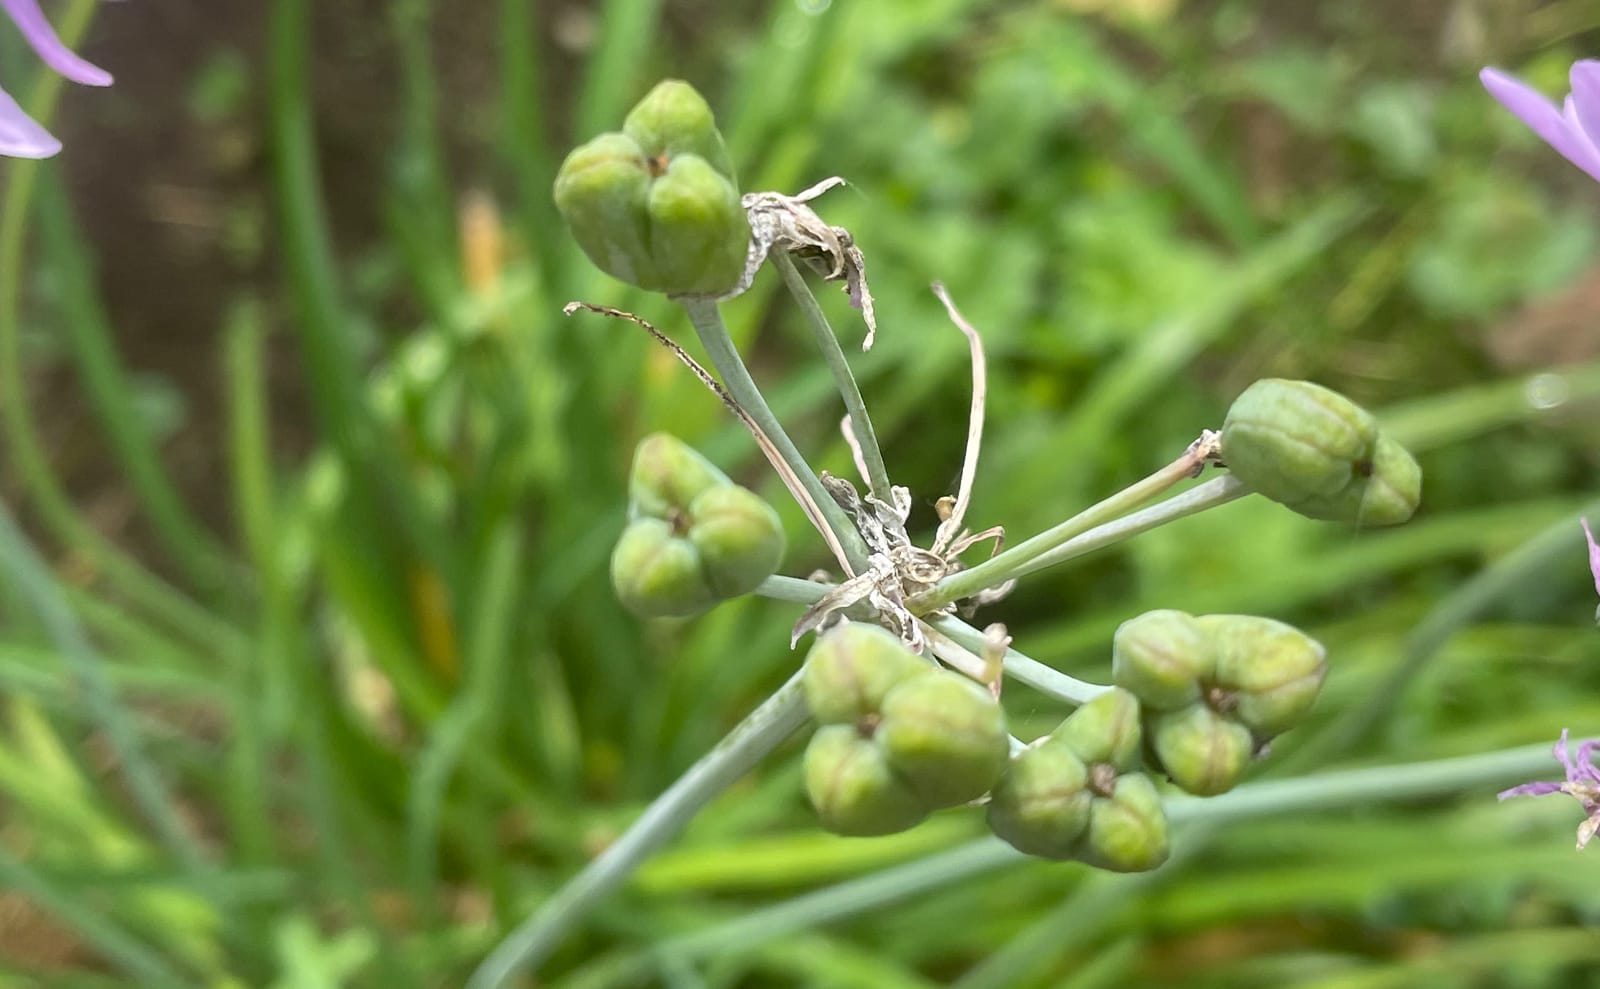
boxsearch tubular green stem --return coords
[914,448,1227,611]
[35,174,241,595]
[753,576,1110,707]
[770,252,893,504]
[467,671,812,989]
[927,614,1108,706]
[0,506,206,878]
[678,296,870,571]
[915,474,1249,610]
[619,742,1561,971]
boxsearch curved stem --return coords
[754,577,1110,706]
[0,505,205,876]
[927,614,1108,706]
[771,252,893,504]
[915,474,1249,610]
[679,296,869,571]
[592,741,1560,974]
[467,672,811,989]
[915,443,1227,610]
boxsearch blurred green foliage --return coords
[1,0,1600,986]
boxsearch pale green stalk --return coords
[755,576,1109,706]
[586,742,1559,977]
[771,252,893,503]
[467,672,811,989]
[679,296,869,570]
[927,614,1108,706]
[0,506,205,876]
[915,474,1248,609]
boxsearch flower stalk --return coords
[678,295,870,572]
[914,471,1247,611]
[771,251,894,505]
[467,671,811,989]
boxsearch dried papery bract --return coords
[732,177,878,348]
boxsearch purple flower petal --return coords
[0,0,112,87]
[1569,61,1600,151]
[1499,780,1565,799]
[1583,517,1600,599]
[0,85,60,158]
[1480,66,1600,183]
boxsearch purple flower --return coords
[0,0,112,159]
[1499,729,1600,849]
[1479,60,1600,184]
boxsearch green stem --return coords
[771,252,892,504]
[927,614,1107,706]
[754,577,1109,706]
[678,296,869,570]
[607,742,1560,971]
[915,474,1248,610]
[0,844,196,989]
[0,506,206,877]
[35,172,240,594]
[467,672,811,989]
[914,445,1226,611]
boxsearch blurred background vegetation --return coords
[3,0,1600,985]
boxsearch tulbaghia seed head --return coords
[986,740,1093,859]
[622,79,736,179]
[686,485,785,598]
[629,433,728,519]
[1223,378,1377,501]
[1353,434,1422,527]
[614,433,784,614]
[1079,773,1170,873]
[878,672,1009,808]
[1112,609,1212,711]
[554,80,749,296]
[553,133,657,288]
[802,622,929,725]
[1051,687,1143,770]
[1201,614,1327,738]
[642,155,749,295]
[804,725,927,837]
[1222,379,1420,526]
[1148,703,1254,797]
[609,518,716,618]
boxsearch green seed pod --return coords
[1078,773,1170,873]
[614,434,785,615]
[986,739,1093,859]
[804,725,926,837]
[1111,610,1212,711]
[1222,379,1421,526]
[1148,704,1254,797]
[686,485,785,598]
[622,79,736,179]
[802,623,930,725]
[554,80,749,296]
[609,518,716,618]
[551,133,657,289]
[1291,434,1421,528]
[628,433,727,520]
[642,155,748,296]
[1200,615,1326,738]
[1051,688,1143,771]
[1223,379,1378,503]
[878,672,1009,808]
